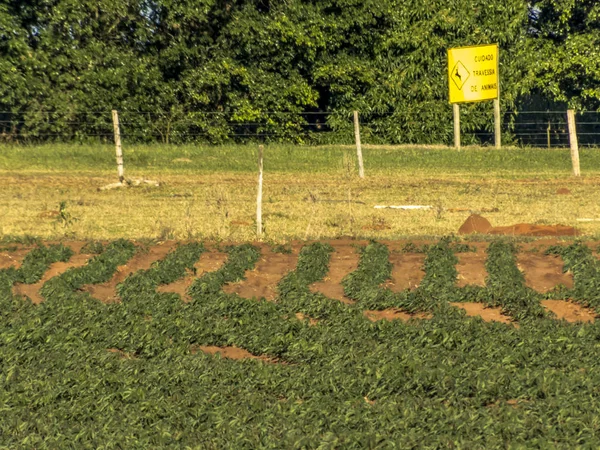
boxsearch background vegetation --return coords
[1,0,598,144]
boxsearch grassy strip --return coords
[484,241,547,321]
[40,240,136,301]
[547,243,600,312]
[187,244,260,297]
[1,143,599,177]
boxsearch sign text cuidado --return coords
[447,44,499,103]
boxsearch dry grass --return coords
[2,170,600,241]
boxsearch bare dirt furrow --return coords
[309,241,362,304]
[84,241,178,303]
[456,252,488,287]
[157,250,228,302]
[0,248,31,270]
[12,253,91,304]
[450,302,516,326]
[384,253,425,292]
[541,300,596,323]
[223,245,300,301]
[516,253,573,293]
[364,309,431,322]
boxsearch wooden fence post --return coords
[256,145,264,238]
[494,99,501,149]
[111,110,124,183]
[453,104,461,150]
[567,109,581,176]
[353,111,365,178]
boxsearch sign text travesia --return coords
[447,44,499,103]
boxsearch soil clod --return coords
[458,214,493,235]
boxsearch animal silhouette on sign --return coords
[455,67,462,81]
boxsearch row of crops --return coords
[2,238,600,447]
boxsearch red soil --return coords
[84,241,178,303]
[192,345,277,363]
[516,253,573,293]
[294,312,319,326]
[12,252,91,304]
[556,188,571,195]
[309,241,363,304]
[384,252,425,292]
[458,214,493,234]
[541,300,596,323]
[363,309,431,322]
[0,248,30,270]
[450,302,516,326]
[157,250,228,302]
[458,214,578,236]
[223,245,299,301]
[456,252,488,287]
[107,348,137,359]
[489,224,578,237]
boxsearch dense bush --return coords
[0,1,598,144]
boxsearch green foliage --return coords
[0,1,598,144]
[484,241,547,320]
[41,239,136,301]
[187,243,259,297]
[4,238,600,446]
[546,242,600,311]
[17,244,74,284]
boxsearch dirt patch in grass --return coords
[13,252,91,304]
[516,253,573,293]
[107,348,137,360]
[456,252,488,287]
[192,345,277,363]
[450,302,515,326]
[309,240,363,304]
[223,245,299,301]
[541,300,596,323]
[295,312,319,326]
[84,241,178,303]
[556,188,571,195]
[384,253,425,292]
[364,309,431,322]
[158,250,229,301]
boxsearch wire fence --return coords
[0,109,598,147]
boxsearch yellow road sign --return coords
[448,44,499,103]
